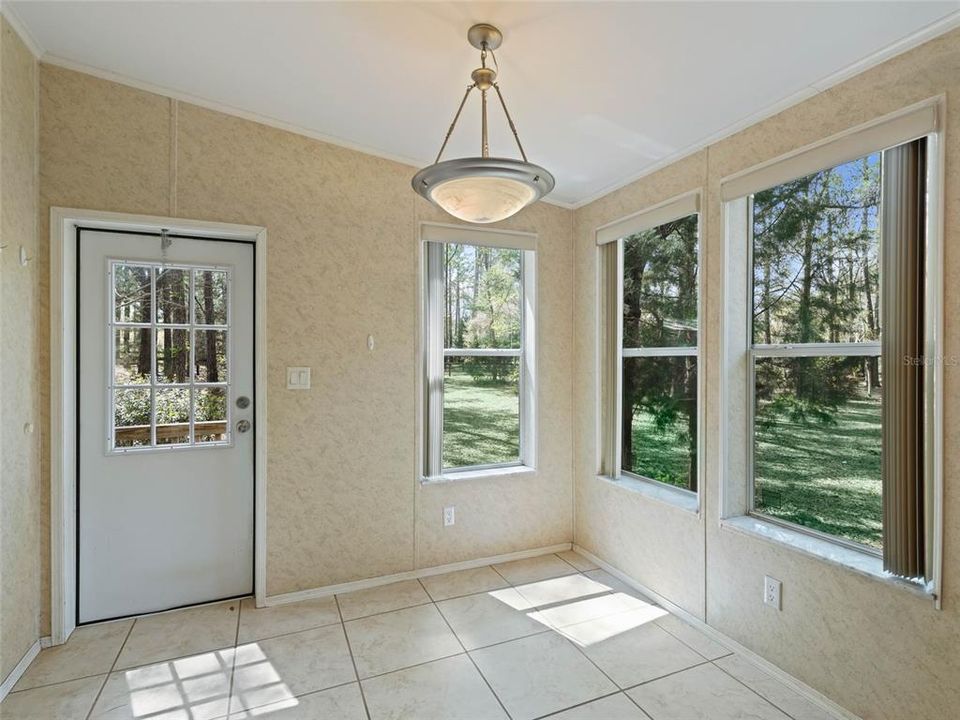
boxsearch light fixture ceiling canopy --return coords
[412,23,555,224]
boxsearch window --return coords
[110,261,231,451]
[422,226,535,477]
[621,215,699,491]
[722,101,941,587]
[597,193,701,500]
[750,153,883,550]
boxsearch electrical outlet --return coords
[763,575,782,609]
[443,506,455,527]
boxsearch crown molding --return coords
[1,2,44,58]
[11,5,959,211]
[37,52,577,211]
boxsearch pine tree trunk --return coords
[204,273,218,382]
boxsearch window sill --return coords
[596,474,700,514]
[421,464,536,485]
[720,515,933,600]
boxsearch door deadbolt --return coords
[236,419,252,433]
[236,396,251,409]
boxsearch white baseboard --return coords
[0,638,43,701]
[572,545,860,720]
[265,543,574,607]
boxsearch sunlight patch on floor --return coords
[487,574,668,647]
[120,645,298,719]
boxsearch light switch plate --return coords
[286,366,311,390]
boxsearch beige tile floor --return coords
[1,551,836,720]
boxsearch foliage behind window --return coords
[751,154,883,548]
[620,214,699,492]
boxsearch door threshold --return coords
[78,592,253,627]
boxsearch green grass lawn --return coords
[626,410,694,490]
[443,368,519,469]
[443,365,882,550]
[627,395,881,548]
[754,396,882,548]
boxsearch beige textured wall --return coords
[36,64,574,604]
[0,16,41,681]
[573,29,960,719]
[574,151,709,619]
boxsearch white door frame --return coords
[50,208,268,645]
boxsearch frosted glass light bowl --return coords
[412,157,555,224]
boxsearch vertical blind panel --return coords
[880,139,927,579]
[596,192,700,246]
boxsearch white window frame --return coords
[419,222,537,481]
[719,98,944,604]
[596,191,703,511]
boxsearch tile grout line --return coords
[533,689,640,720]
[480,560,669,719]
[83,618,136,720]
[335,594,372,720]
[357,649,468,684]
[471,558,656,719]
[232,678,363,718]
[619,658,714,694]
[420,569,511,603]
[419,577,515,720]
[710,659,802,720]
[9,670,108,695]
[339,598,435,623]
[224,599,243,717]
[27,577,603,703]
[652,615,735,663]
[47,553,749,720]
[233,619,343,645]
[553,626,623,697]
[621,692,656,720]
[517,564,629,701]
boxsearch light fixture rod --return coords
[481,90,489,158]
[493,83,528,162]
[412,22,554,225]
[434,84,476,164]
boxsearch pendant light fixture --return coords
[412,23,554,224]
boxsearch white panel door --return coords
[78,229,254,623]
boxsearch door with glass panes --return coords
[78,229,254,623]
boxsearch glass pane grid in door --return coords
[110,262,231,451]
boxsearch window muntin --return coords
[620,213,699,492]
[749,152,883,551]
[425,242,526,474]
[110,261,231,451]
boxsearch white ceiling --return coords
[8,1,960,206]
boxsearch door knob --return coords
[236,419,252,433]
